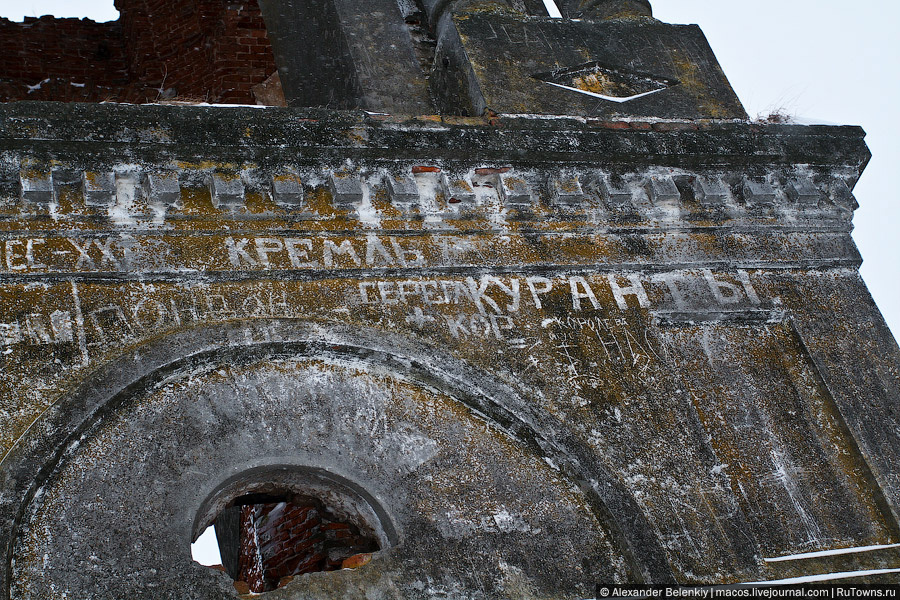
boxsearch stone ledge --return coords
[7,163,860,226]
[0,102,870,171]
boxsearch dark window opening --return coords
[203,491,380,594]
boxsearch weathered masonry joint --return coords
[0,0,899,597]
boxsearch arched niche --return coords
[0,319,673,598]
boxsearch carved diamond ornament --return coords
[533,62,676,103]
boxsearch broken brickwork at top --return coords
[0,17,129,102]
[0,0,276,104]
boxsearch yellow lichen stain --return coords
[571,71,633,98]
[370,186,401,219]
[179,188,216,216]
[175,160,239,172]
[54,185,78,215]
[344,126,369,146]
[19,166,48,181]
[603,10,651,20]
[139,127,172,143]
[295,187,338,226]
[454,2,514,19]
[243,191,276,215]
[670,50,730,119]
[439,115,487,127]
[689,231,724,256]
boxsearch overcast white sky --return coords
[652,1,900,340]
[2,1,898,338]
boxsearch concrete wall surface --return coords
[0,102,898,597]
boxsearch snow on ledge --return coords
[764,542,900,562]
[744,568,900,585]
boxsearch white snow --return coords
[157,101,273,109]
[109,172,139,227]
[781,115,841,126]
[744,568,900,585]
[1,2,119,22]
[542,81,667,103]
[764,542,900,562]
[542,0,563,19]
[189,102,271,109]
[26,78,50,93]
[356,179,382,229]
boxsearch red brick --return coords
[652,121,700,132]
[598,121,632,130]
[0,0,276,104]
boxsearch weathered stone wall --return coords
[0,102,897,596]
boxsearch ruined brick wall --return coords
[209,1,278,104]
[0,0,276,104]
[114,0,276,103]
[233,501,376,593]
[0,17,128,102]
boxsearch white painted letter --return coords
[285,238,316,268]
[4,240,26,271]
[490,314,514,340]
[391,238,425,267]
[466,276,502,314]
[704,270,742,305]
[607,274,649,310]
[652,272,686,309]
[68,239,95,269]
[255,237,284,267]
[365,236,395,267]
[323,239,361,268]
[378,281,399,305]
[526,276,553,309]
[445,314,470,338]
[490,277,521,312]
[738,270,761,305]
[358,282,376,303]
[94,239,121,269]
[26,239,47,270]
[225,237,258,267]
[570,276,600,311]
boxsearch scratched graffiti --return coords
[0,270,764,376]
[541,315,669,398]
[0,283,297,371]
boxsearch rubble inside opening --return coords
[194,491,380,594]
